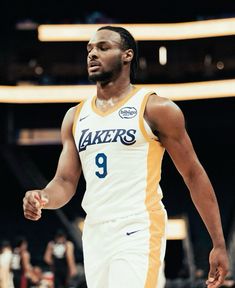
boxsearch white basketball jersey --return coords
[73,87,165,223]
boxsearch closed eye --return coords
[98,43,110,51]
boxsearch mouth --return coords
[88,61,101,72]
[88,65,100,72]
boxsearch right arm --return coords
[21,250,33,276]
[43,241,53,266]
[23,105,82,220]
[66,241,78,277]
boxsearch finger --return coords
[24,206,42,218]
[206,261,229,287]
[25,191,44,207]
[24,210,41,221]
[24,214,41,221]
[206,277,215,283]
[206,274,223,288]
[206,274,218,286]
[34,194,48,207]
[207,281,222,288]
[208,262,217,283]
[24,205,42,216]
[25,196,41,209]
[23,198,40,211]
[206,277,216,286]
[24,206,41,217]
[206,280,219,288]
[217,267,227,285]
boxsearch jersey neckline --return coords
[91,86,140,117]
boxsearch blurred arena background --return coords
[0,0,235,287]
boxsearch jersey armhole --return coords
[139,92,159,143]
[72,101,85,137]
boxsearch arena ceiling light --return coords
[0,79,235,103]
[38,18,235,41]
[166,218,187,240]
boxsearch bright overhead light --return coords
[0,79,235,103]
[38,18,235,41]
[159,46,167,65]
[167,219,187,240]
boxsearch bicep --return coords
[55,139,81,184]
[54,107,82,186]
[44,242,52,256]
[44,243,53,263]
[21,252,31,271]
[148,97,202,179]
[66,242,74,257]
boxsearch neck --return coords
[95,81,135,112]
[96,73,132,100]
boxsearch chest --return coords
[76,105,143,153]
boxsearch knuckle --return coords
[25,191,31,197]
[24,213,30,219]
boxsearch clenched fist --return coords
[23,190,48,221]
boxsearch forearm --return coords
[42,176,78,209]
[184,167,226,248]
[66,242,77,276]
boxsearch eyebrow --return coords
[87,40,121,50]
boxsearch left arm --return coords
[43,242,53,266]
[66,241,78,277]
[145,94,229,288]
[21,251,33,278]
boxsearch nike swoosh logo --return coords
[79,115,89,122]
[126,230,140,236]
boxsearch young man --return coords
[43,229,78,288]
[11,236,38,288]
[23,26,229,288]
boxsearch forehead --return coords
[88,29,122,45]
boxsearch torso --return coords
[73,87,165,224]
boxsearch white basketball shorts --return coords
[82,209,167,288]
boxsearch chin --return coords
[88,74,98,83]
[90,71,113,83]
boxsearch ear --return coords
[122,49,134,64]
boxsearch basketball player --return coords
[43,229,77,287]
[23,26,229,288]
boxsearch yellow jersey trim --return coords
[144,141,166,287]
[91,86,140,117]
[72,101,85,137]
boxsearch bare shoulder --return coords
[61,103,82,139]
[22,250,30,258]
[47,241,54,247]
[63,104,81,124]
[145,93,185,135]
[66,241,74,249]
[146,93,182,118]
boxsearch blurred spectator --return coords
[39,270,54,288]
[43,229,78,288]
[0,240,14,288]
[11,236,41,288]
[28,266,44,288]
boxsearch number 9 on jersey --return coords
[95,153,108,178]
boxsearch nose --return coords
[88,47,98,60]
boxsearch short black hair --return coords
[0,240,11,250]
[98,25,138,83]
[14,236,27,248]
[55,229,67,239]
